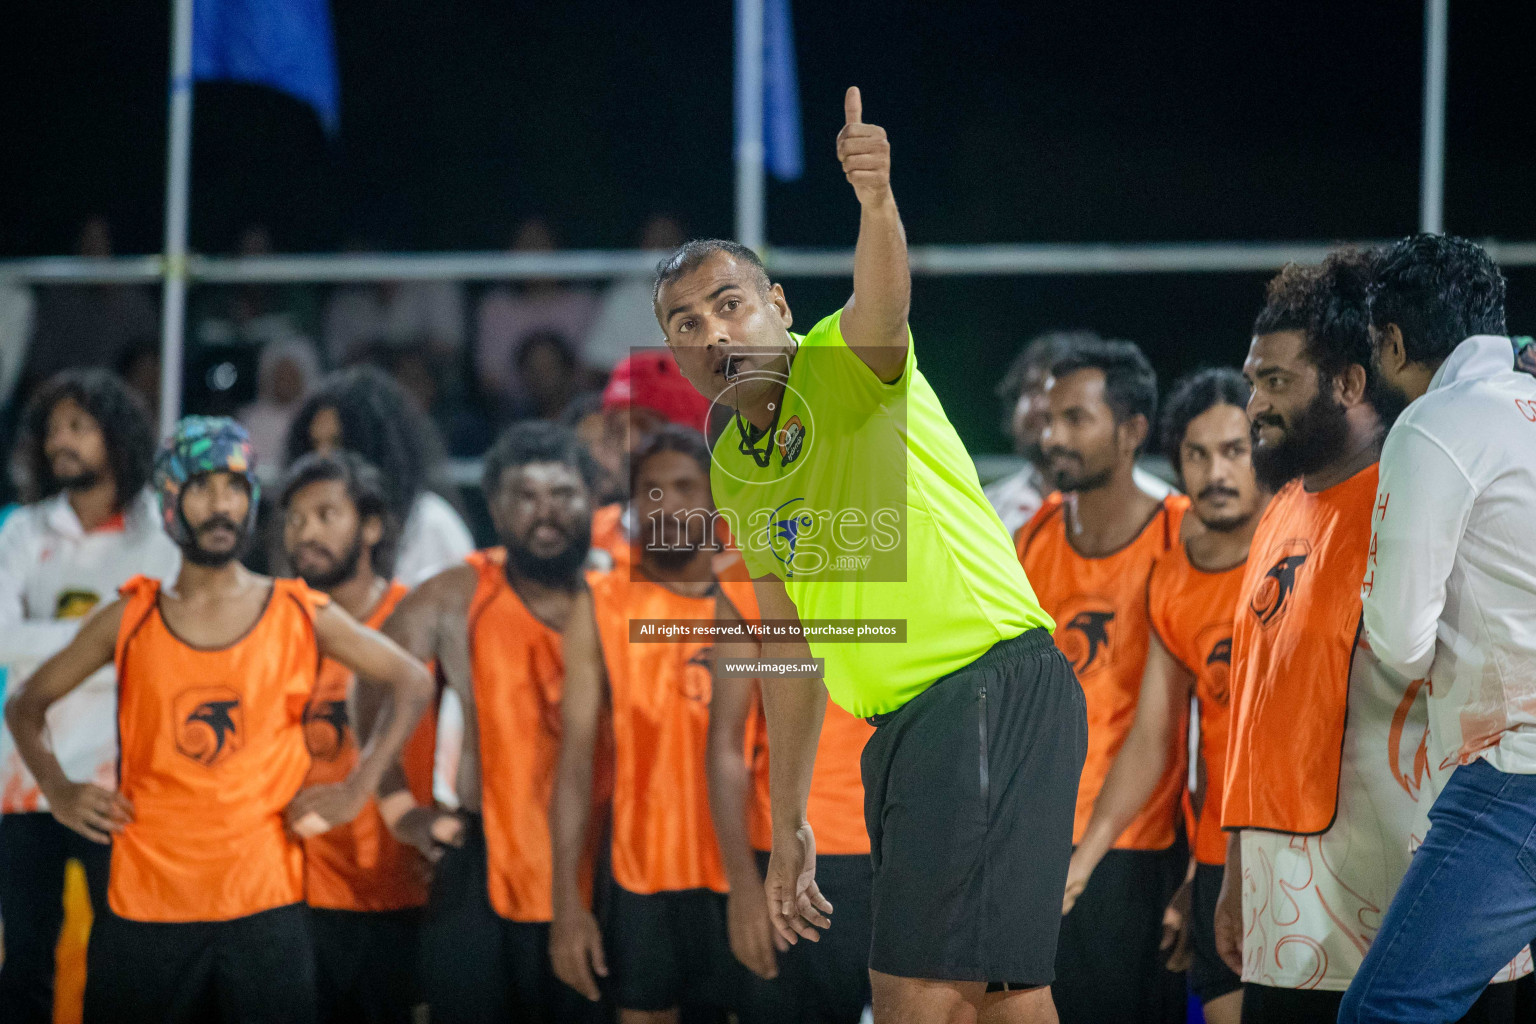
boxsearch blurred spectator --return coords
[285,365,473,585]
[374,344,496,457]
[237,338,320,468]
[600,349,711,455]
[473,217,598,404]
[190,224,319,351]
[321,237,465,367]
[588,350,713,564]
[114,337,161,419]
[25,217,158,384]
[583,214,685,370]
[560,391,623,504]
[510,330,580,422]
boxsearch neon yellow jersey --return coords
[710,309,1052,717]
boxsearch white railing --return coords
[6,237,1536,287]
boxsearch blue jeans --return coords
[1339,757,1536,1024]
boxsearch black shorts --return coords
[604,881,760,1015]
[310,906,421,1024]
[418,815,603,1024]
[1189,862,1241,1005]
[1053,846,1187,1024]
[860,627,1087,985]
[745,849,872,1023]
[83,901,315,1024]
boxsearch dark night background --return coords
[3,0,1535,452]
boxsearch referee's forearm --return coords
[759,664,826,841]
[852,195,909,335]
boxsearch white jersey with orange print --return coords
[0,490,180,812]
[1239,639,1531,990]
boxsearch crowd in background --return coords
[0,212,692,508]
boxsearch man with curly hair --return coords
[0,369,179,1024]
[1214,254,1523,1023]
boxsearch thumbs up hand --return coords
[836,86,892,208]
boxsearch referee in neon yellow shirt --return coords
[657,89,1085,1022]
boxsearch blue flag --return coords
[193,0,340,134]
[762,0,803,181]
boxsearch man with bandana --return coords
[5,416,433,1024]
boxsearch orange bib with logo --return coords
[1017,493,1190,850]
[1223,466,1377,835]
[1149,543,1245,864]
[111,576,324,922]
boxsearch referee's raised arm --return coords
[836,86,910,381]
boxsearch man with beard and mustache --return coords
[659,90,1077,1024]
[1062,368,1267,1024]
[987,330,1173,535]
[280,450,439,1024]
[380,420,608,1024]
[1014,339,1191,1024]
[1213,253,1525,1024]
[552,425,769,1024]
[0,369,178,1024]
[5,416,433,1024]
[1340,236,1536,1023]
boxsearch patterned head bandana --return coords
[153,416,260,545]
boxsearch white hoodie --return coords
[1364,334,1536,774]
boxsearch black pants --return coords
[418,815,606,1023]
[1052,845,1188,1024]
[83,901,316,1024]
[311,907,421,1024]
[1242,979,1526,1024]
[0,811,111,1024]
[746,849,872,1024]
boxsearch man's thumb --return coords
[844,86,862,125]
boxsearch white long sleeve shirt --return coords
[0,489,181,811]
[1363,334,1536,774]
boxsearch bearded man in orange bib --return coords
[5,417,434,1024]
[380,421,610,1024]
[281,450,439,1024]
[1014,338,1190,1024]
[1063,367,1269,1024]
[1212,256,1526,1023]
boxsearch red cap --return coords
[601,352,711,429]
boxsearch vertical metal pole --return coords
[735,0,766,251]
[158,0,195,436]
[1420,0,1448,234]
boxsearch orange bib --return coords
[111,576,325,922]
[591,502,630,570]
[469,549,606,921]
[1017,493,1190,850]
[744,697,873,856]
[591,569,727,895]
[1223,466,1377,835]
[303,581,438,912]
[1149,543,1245,865]
[715,559,874,856]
